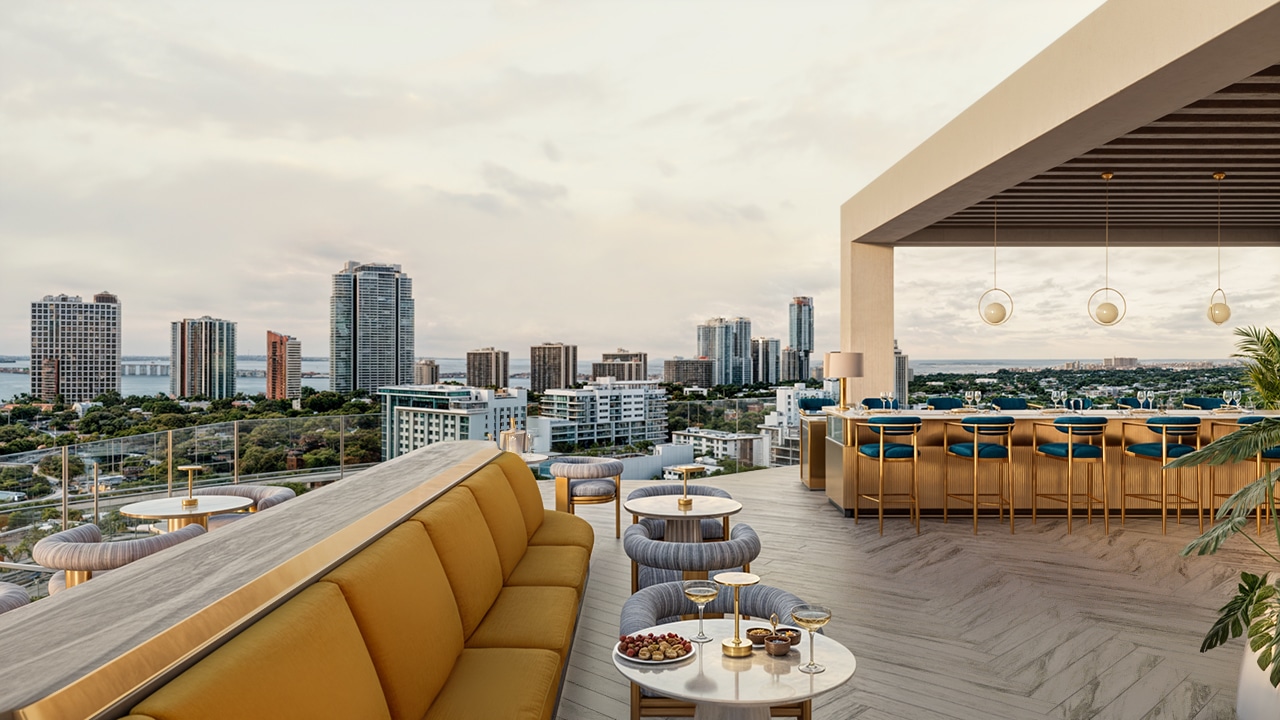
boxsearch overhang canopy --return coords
[842,0,1280,247]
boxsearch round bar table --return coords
[623,495,742,543]
[121,496,253,532]
[613,618,856,720]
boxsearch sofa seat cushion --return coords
[323,523,463,720]
[425,648,561,720]
[528,510,594,550]
[129,583,391,720]
[413,488,504,639]
[467,586,579,661]
[506,544,590,594]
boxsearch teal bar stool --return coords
[1121,416,1202,534]
[943,416,1016,534]
[1032,416,1109,533]
[1183,396,1225,410]
[1224,416,1280,533]
[854,416,923,535]
[927,397,964,410]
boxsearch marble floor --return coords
[545,466,1271,720]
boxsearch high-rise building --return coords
[530,342,577,393]
[414,359,440,385]
[780,347,801,382]
[29,292,121,403]
[466,348,509,388]
[750,337,780,386]
[330,261,414,393]
[593,348,648,381]
[789,297,814,381]
[529,379,667,451]
[894,339,910,407]
[696,317,752,386]
[171,316,236,399]
[266,331,301,401]
[663,357,715,387]
[379,385,526,460]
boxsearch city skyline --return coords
[2,2,1278,363]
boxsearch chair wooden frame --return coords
[1031,419,1109,534]
[943,418,1015,534]
[1120,420,1202,535]
[555,472,622,538]
[853,418,922,535]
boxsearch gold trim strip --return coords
[19,445,501,720]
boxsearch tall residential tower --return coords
[171,316,236,399]
[696,317,752,386]
[29,292,121,403]
[266,331,301,401]
[330,261,414,393]
[789,297,814,381]
[466,348,509,388]
[530,342,577,393]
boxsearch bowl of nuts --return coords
[615,632,695,664]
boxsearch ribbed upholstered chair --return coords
[33,523,206,594]
[552,457,626,538]
[1032,416,1109,533]
[927,397,964,410]
[854,416,923,535]
[943,416,1016,533]
[627,484,732,541]
[1183,396,1226,410]
[1121,416,1203,534]
[192,484,296,530]
[619,581,812,720]
[0,582,29,614]
[623,522,760,593]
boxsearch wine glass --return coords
[791,604,832,674]
[1223,390,1232,406]
[974,390,983,409]
[683,580,719,643]
[964,390,975,407]
[886,391,895,413]
[879,391,888,409]
[1137,390,1148,409]
[1233,390,1242,407]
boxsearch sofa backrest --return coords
[463,463,531,580]
[412,488,505,639]
[495,452,546,538]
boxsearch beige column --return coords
[839,238,894,406]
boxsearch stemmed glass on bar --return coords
[790,603,832,674]
[683,579,720,643]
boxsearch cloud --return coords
[481,163,567,204]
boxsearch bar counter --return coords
[822,407,1277,520]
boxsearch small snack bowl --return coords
[746,627,773,646]
[763,635,792,656]
[774,627,802,646]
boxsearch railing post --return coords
[61,446,69,527]
[167,429,173,497]
[233,420,240,484]
[339,415,346,480]
[92,461,99,523]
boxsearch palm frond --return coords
[1169,418,1280,468]
[1232,326,1280,409]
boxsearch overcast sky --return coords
[3,1,1276,362]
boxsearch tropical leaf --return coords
[1214,468,1280,522]
[1232,326,1280,409]
[1183,515,1253,556]
[1201,572,1272,652]
[1168,417,1280,468]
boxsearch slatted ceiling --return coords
[931,64,1280,232]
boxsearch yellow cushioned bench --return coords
[117,450,592,720]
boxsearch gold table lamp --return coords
[177,465,203,508]
[714,571,760,657]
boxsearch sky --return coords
[2,0,1276,363]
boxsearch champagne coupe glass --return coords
[683,580,720,643]
[791,604,832,674]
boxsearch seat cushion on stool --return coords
[1037,443,1102,459]
[858,442,916,459]
[1126,442,1197,459]
[1264,447,1280,460]
[569,479,616,498]
[948,443,1008,459]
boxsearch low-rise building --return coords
[528,378,667,452]
[378,385,527,460]
[671,427,764,467]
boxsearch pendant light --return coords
[1088,171,1126,326]
[1207,171,1231,325]
[979,199,1012,325]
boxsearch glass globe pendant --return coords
[1088,172,1126,326]
[1207,172,1231,326]
[979,199,1012,326]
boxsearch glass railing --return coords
[0,413,381,597]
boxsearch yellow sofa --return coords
[118,451,593,720]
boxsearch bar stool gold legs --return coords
[1120,418,1202,535]
[1031,417,1109,534]
[943,416,1016,534]
[853,417,922,536]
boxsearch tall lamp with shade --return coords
[824,351,864,411]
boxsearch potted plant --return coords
[1176,326,1280,717]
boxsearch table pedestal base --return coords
[665,517,703,543]
[167,517,207,532]
[694,704,769,720]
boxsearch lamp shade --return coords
[824,351,864,379]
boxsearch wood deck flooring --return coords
[542,466,1270,720]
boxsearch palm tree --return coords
[1234,326,1280,409]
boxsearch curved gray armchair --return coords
[0,582,29,614]
[620,580,813,720]
[193,484,297,530]
[33,523,206,594]
[623,522,760,592]
[626,483,732,540]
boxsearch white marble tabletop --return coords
[624,495,743,520]
[121,495,253,520]
[613,618,855,719]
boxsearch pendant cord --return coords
[1216,172,1223,287]
[993,199,998,287]
[1104,173,1110,295]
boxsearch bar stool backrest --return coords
[1239,416,1265,426]
[868,417,922,435]
[958,416,1016,435]
[992,398,1029,410]
[1183,397,1225,410]
[1117,397,1140,408]
[862,398,900,410]
[927,397,963,410]
[1146,416,1200,439]
[1053,416,1108,437]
